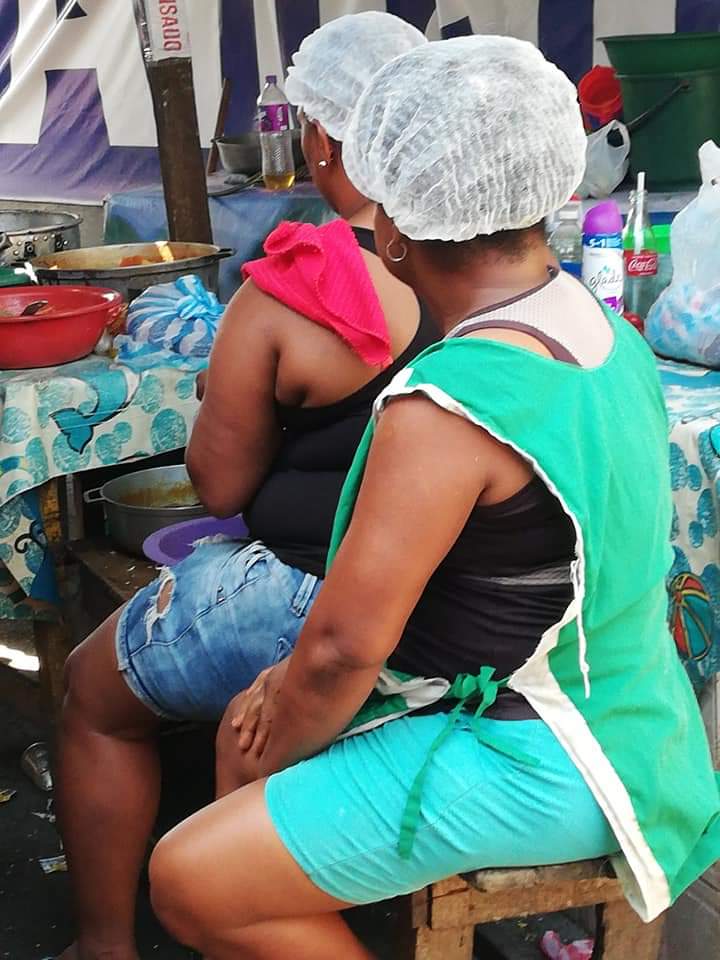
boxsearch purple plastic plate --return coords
[143,515,249,566]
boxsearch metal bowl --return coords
[84,464,208,557]
[215,130,303,175]
[32,241,233,303]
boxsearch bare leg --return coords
[215,699,257,800]
[56,608,163,960]
[150,780,373,959]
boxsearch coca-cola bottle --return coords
[622,171,658,333]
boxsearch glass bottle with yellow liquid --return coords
[257,75,296,191]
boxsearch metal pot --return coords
[215,130,303,175]
[0,209,82,265]
[32,241,234,303]
[84,464,208,557]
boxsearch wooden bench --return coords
[400,859,663,959]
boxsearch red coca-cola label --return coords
[624,250,658,277]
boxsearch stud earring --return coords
[318,159,329,168]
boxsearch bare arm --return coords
[258,394,496,777]
[186,280,282,517]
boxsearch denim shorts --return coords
[266,713,620,905]
[115,540,321,721]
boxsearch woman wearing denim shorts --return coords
[54,15,434,960]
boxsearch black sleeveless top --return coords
[244,226,439,577]
[389,295,578,720]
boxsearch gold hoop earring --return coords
[386,239,407,263]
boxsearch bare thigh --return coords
[149,780,351,930]
[63,608,160,737]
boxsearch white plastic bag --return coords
[646,141,720,367]
[576,121,630,199]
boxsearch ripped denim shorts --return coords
[115,540,321,721]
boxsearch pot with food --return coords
[32,241,233,302]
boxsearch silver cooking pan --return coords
[32,241,233,302]
[84,464,208,557]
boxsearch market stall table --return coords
[0,354,200,708]
[104,181,336,303]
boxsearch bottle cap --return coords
[266,74,277,84]
[583,199,622,235]
[557,199,582,220]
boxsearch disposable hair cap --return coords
[343,35,588,240]
[284,11,427,142]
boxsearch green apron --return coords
[328,307,720,922]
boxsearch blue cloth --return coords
[115,275,224,370]
[0,356,200,620]
[115,540,321,720]
[265,713,619,905]
[105,183,336,304]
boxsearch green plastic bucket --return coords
[602,34,720,189]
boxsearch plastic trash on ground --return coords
[21,742,52,792]
[540,930,594,960]
[115,274,224,370]
[646,141,720,367]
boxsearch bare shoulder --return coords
[377,393,504,462]
[221,277,300,337]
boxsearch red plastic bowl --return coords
[0,286,124,369]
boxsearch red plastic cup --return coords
[578,66,623,130]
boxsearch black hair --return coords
[420,221,546,271]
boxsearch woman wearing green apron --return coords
[148,36,720,960]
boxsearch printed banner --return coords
[0,0,717,203]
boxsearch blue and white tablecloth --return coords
[0,356,200,620]
[660,361,720,686]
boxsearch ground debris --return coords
[38,855,67,875]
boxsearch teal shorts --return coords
[265,712,619,905]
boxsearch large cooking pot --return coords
[32,241,233,303]
[0,209,82,264]
[84,464,208,557]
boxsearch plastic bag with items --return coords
[646,141,720,367]
[115,274,224,370]
[576,121,630,199]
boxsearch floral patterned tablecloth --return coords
[660,360,720,686]
[3,353,720,686]
[0,355,199,620]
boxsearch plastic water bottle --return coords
[549,197,583,277]
[582,200,624,315]
[257,75,295,191]
[622,172,658,333]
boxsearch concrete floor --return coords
[0,622,196,960]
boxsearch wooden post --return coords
[135,0,213,243]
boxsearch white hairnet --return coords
[284,12,427,142]
[343,36,587,241]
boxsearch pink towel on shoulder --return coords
[242,219,392,368]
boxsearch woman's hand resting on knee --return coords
[215,658,291,796]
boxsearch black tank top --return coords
[244,226,439,577]
[389,478,575,719]
[389,298,578,720]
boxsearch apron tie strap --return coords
[397,667,538,859]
